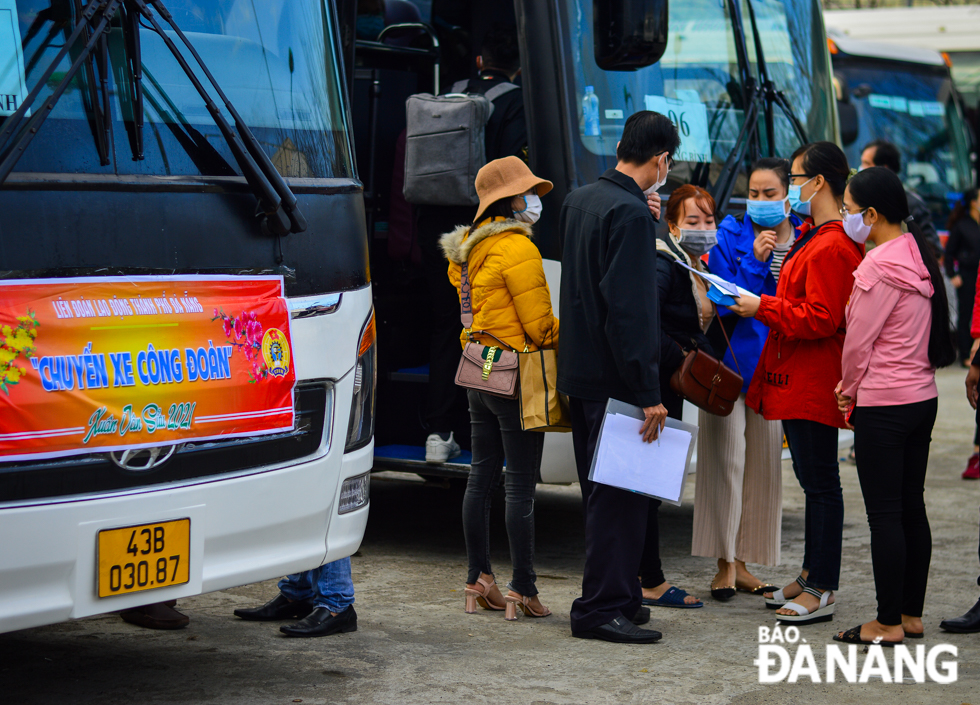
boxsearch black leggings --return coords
[852,398,938,626]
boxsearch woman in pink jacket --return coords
[834,167,956,646]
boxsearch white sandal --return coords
[765,575,807,610]
[776,587,835,624]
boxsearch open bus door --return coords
[349,0,839,482]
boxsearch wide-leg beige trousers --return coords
[692,395,783,566]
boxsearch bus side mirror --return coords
[594,0,669,71]
[838,101,859,146]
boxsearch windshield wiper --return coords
[0,0,121,175]
[131,0,307,235]
[711,0,808,213]
[1,0,307,237]
[122,1,144,159]
[141,65,238,176]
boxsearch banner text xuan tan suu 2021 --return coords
[0,276,297,461]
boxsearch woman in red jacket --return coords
[728,142,864,625]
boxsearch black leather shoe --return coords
[280,605,358,637]
[119,602,189,630]
[940,597,980,633]
[234,594,314,621]
[632,606,650,626]
[573,616,662,644]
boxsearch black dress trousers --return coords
[569,396,650,633]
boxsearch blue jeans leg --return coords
[277,557,355,612]
[782,419,843,591]
[278,571,314,602]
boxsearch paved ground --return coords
[3,367,980,704]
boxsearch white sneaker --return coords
[425,432,461,464]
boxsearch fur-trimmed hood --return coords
[439,217,534,265]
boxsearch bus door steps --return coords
[389,364,429,383]
[373,443,474,478]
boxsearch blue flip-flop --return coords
[642,586,704,609]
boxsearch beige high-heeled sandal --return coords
[464,575,506,613]
[504,591,551,621]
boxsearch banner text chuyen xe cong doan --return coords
[0,276,297,461]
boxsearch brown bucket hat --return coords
[473,156,553,223]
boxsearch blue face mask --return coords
[788,177,815,216]
[746,197,790,228]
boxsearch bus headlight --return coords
[344,311,376,452]
[338,472,370,514]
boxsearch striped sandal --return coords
[776,586,835,625]
[765,575,807,610]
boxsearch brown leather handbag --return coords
[669,313,743,417]
[454,262,520,399]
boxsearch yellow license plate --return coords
[97,519,190,598]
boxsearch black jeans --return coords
[782,419,843,591]
[852,398,937,625]
[569,396,650,632]
[418,205,472,433]
[462,390,544,597]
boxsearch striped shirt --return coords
[770,237,795,282]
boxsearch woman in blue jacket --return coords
[692,158,801,600]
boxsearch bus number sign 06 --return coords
[667,110,691,137]
[97,518,191,598]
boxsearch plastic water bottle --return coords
[583,86,600,137]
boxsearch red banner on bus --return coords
[0,276,296,461]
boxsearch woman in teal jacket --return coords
[693,158,801,600]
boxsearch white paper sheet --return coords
[590,413,693,504]
[734,284,761,299]
[673,261,740,297]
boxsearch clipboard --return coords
[587,398,698,506]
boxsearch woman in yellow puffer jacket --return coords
[440,156,559,621]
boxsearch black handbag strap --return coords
[671,307,741,378]
[714,305,742,377]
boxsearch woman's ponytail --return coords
[907,217,956,368]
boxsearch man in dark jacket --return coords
[416,24,527,464]
[860,140,942,258]
[558,111,679,644]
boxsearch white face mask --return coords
[842,210,872,244]
[514,193,543,224]
[644,153,670,196]
[677,228,718,256]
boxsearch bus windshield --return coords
[840,63,973,205]
[556,0,836,193]
[4,0,352,178]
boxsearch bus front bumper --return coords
[0,441,372,635]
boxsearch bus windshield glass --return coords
[557,0,836,192]
[3,0,352,178]
[840,64,973,204]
